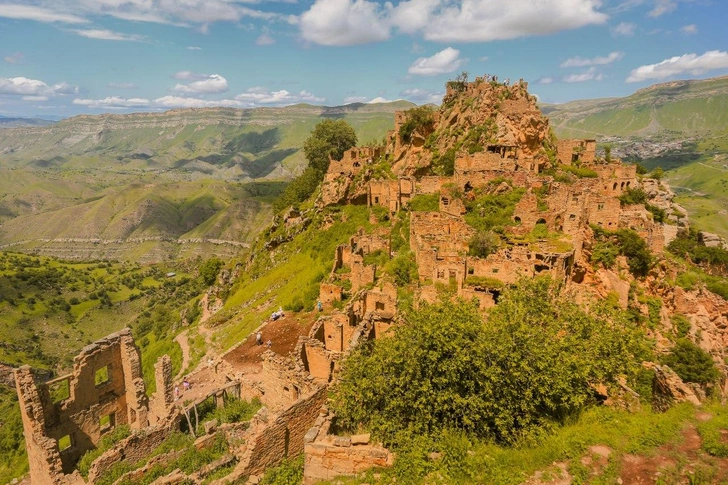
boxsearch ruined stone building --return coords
[14,329,149,484]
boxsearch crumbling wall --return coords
[557,139,596,165]
[14,328,149,483]
[149,354,173,425]
[240,387,327,476]
[304,434,393,484]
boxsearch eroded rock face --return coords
[647,362,702,411]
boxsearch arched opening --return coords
[620,182,625,189]
[536,218,547,225]
[514,216,522,225]
[613,182,618,191]
[464,181,473,193]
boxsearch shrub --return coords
[618,187,648,206]
[432,148,456,176]
[408,194,440,212]
[332,277,643,445]
[260,455,304,485]
[671,314,691,338]
[560,165,598,178]
[468,230,500,258]
[660,338,719,386]
[384,252,419,286]
[398,106,435,144]
[591,241,619,269]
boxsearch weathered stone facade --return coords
[14,328,149,484]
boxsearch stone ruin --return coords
[14,329,149,484]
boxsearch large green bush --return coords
[660,338,719,386]
[332,277,643,445]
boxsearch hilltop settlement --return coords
[12,75,728,484]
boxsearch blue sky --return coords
[0,0,726,117]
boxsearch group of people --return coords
[173,378,191,401]
[270,307,285,320]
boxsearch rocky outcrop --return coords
[647,362,702,411]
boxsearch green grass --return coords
[323,403,698,485]
[141,333,183,395]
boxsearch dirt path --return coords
[174,330,191,380]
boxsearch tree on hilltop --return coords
[303,119,358,175]
[274,119,357,212]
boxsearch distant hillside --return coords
[0,116,55,129]
[547,76,728,138]
[0,102,410,179]
[0,102,408,261]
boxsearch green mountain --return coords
[546,75,728,138]
[0,102,406,260]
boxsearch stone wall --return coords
[304,435,393,484]
[14,328,149,484]
[240,387,327,476]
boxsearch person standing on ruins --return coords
[256,331,262,345]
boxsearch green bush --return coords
[468,230,500,258]
[260,455,304,485]
[384,251,418,286]
[671,314,691,338]
[408,194,440,212]
[591,241,619,268]
[78,425,132,477]
[199,258,223,286]
[660,338,719,386]
[560,165,598,178]
[398,106,435,144]
[592,226,652,277]
[332,277,643,445]
[618,187,648,206]
[432,148,456,176]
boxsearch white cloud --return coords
[611,21,635,36]
[561,51,624,68]
[71,29,146,41]
[256,33,276,45]
[73,97,150,109]
[4,52,24,64]
[343,96,369,104]
[186,46,202,50]
[535,76,556,84]
[234,88,325,105]
[152,96,240,109]
[0,77,78,97]
[680,24,697,35]
[3,1,290,30]
[408,47,466,76]
[108,82,138,89]
[0,4,88,24]
[173,71,207,81]
[299,0,607,45]
[400,88,443,104]
[627,50,728,83]
[563,67,604,83]
[172,74,229,94]
[300,0,390,46]
[367,97,395,104]
[649,0,676,17]
[478,56,489,62]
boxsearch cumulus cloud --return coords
[561,51,624,68]
[367,97,395,103]
[649,0,676,17]
[0,4,88,24]
[300,0,390,46]
[0,76,78,97]
[71,29,146,41]
[563,67,604,83]
[343,96,369,104]
[108,82,138,89]
[408,48,466,76]
[172,74,229,94]
[535,76,556,84]
[627,50,728,83]
[1,1,290,30]
[234,87,325,105]
[400,88,443,104]
[4,52,24,64]
[299,0,607,45]
[256,33,276,45]
[73,96,150,109]
[611,21,635,36]
[680,24,697,35]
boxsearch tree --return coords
[332,277,643,445]
[303,119,357,175]
[199,258,223,286]
[661,338,719,386]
